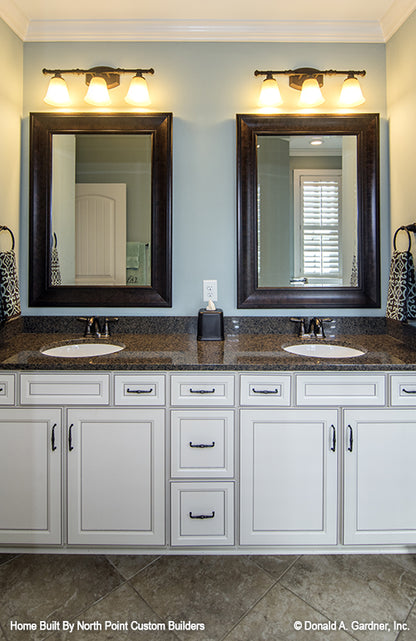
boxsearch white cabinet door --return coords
[240,409,338,546]
[67,408,165,545]
[0,409,62,544]
[344,409,416,545]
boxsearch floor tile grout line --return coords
[277,583,361,641]
[218,575,281,641]
[105,555,162,582]
[249,554,302,582]
[125,578,182,641]
[395,592,416,641]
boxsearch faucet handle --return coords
[290,317,306,337]
[314,317,333,339]
[102,317,119,338]
[76,316,94,337]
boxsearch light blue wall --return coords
[387,10,416,256]
[21,40,388,316]
[0,19,23,257]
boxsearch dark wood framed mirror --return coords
[237,113,380,308]
[29,112,172,307]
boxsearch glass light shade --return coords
[339,76,365,107]
[299,78,325,107]
[44,75,71,106]
[125,75,151,106]
[84,76,111,106]
[258,77,283,107]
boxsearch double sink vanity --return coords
[0,315,416,555]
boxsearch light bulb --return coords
[125,74,151,106]
[84,76,111,106]
[339,76,365,107]
[258,76,283,107]
[299,78,325,107]
[44,74,71,106]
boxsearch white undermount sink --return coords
[283,343,365,358]
[41,343,125,358]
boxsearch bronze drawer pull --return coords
[402,388,416,394]
[330,425,336,452]
[51,424,57,451]
[68,423,74,451]
[189,441,215,448]
[189,511,215,519]
[252,388,278,394]
[126,387,153,394]
[189,388,216,394]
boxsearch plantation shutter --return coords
[299,173,342,278]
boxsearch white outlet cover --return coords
[203,279,218,301]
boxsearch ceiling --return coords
[0,0,415,43]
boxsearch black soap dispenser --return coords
[197,299,224,341]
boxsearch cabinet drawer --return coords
[390,374,416,405]
[240,374,291,406]
[20,374,109,405]
[114,374,165,405]
[171,410,234,478]
[296,374,385,406]
[171,482,234,546]
[171,375,234,406]
[0,374,15,405]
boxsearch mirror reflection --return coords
[257,134,358,288]
[51,133,152,287]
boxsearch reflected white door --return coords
[75,183,126,285]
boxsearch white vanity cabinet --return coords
[67,408,165,545]
[240,408,338,546]
[344,408,416,545]
[1,368,416,553]
[0,408,62,544]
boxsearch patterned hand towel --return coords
[51,233,62,286]
[386,250,416,321]
[0,226,21,323]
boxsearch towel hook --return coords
[0,226,15,251]
[393,226,412,252]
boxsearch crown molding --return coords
[381,0,416,40]
[24,18,385,43]
[0,0,29,40]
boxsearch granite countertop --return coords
[1,321,416,371]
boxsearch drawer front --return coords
[114,374,165,406]
[0,375,15,405]
[171,482,234,546]
[20,374,109,405]
[296,374,385,406]
[240,374,291,406]
[171,410,234,478]
[171,375,234,406]
[390,374,416,405]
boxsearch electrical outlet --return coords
[203,279,218,301]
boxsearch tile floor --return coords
[0,553,416,641]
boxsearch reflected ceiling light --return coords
[310,138,323,146]
[339,74,366,107]
[258,72,283,107]
[43,73,71,106]
[254,68,366,109]
[42,66,155,107]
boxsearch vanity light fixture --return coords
[254,68,366,108]
[43,66,155,107]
